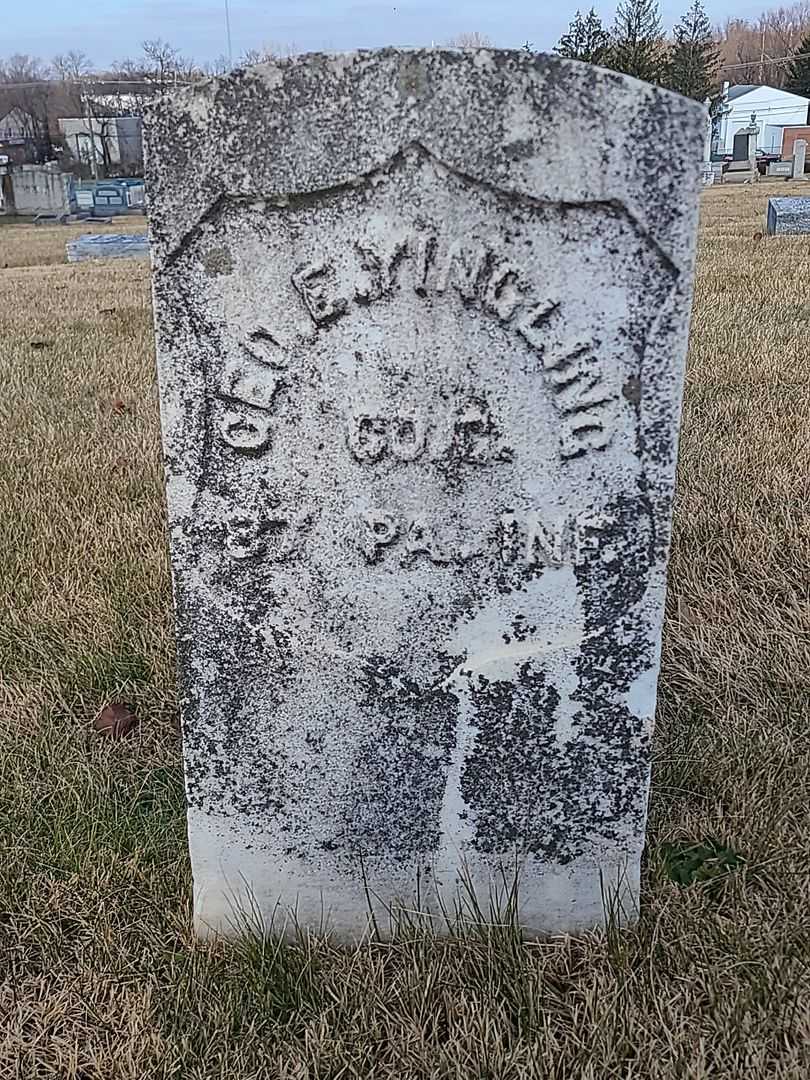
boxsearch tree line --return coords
[5,2,810,168]
[550,0,719,101]
[718,3,810,89]
[548,0,810,100]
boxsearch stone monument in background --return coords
[145,50,703,940]
[725,113,760,184]
[792,138,807,180]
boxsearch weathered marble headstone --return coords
[145,50,703,940]
[66,233,150,262]
[792,138,807,179]
[700,97,715,186]
[766,196,810,234]
[726,118,760,184]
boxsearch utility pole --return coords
[759,28,766,83]
[82,87,98,180]
[225,0,233,68]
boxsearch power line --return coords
[720,49,810,71]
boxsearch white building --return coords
[57,116,143,172]
[714,84,810,155]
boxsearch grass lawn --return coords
[1,184,809,1078]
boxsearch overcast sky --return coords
[6,0,773,69]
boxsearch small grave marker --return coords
[767,161,793,178]
[766,196,810,234]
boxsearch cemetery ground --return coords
[0,182,809,1079]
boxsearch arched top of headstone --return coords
[144,49,704,272]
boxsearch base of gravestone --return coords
[189,811,640,939]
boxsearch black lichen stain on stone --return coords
[341,652,459,860]
[622,375,642,406]
[201,245,234,277]
[459,494,654,862]
[571,494,654,842]
[396,52,431,101]
[173,574,293,821]
[459,668,568,858]
[503,138,535,161]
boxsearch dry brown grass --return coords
[1,183,809,1078]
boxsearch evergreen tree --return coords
[665,0,720,100]
[554,8,610,65]
[786,31,810,99]
[607,0,665,84]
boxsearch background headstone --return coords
[766,196,810,234]
[767,161,794,178]
[702,96,714,169]
[66,233,150,262]
[732,130,750,161]
[732,122,757,163]
[700,164,715,186]
[793,139,807,179]
[145,50,703,941]
[726,118,760,184]
[724,162,758,184]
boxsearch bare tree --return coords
[240,41,299,66]
[0,54,54,162]
[84,41,200,177]
[446,32,494,48]
[203,54,232,76]
[140,38,196,88]
[761,3,810,56]
[94,69,155,119]
[716,2,810,86]
[241,47,275,66]
[99,40,200,118]
[1,52,50,84]
[52,49,93,81]
[717,20,766,84]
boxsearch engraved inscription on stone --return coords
[346,401,497,464]
[217,406,273,452]
[356,508,614,567]
[146,49,702,942]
